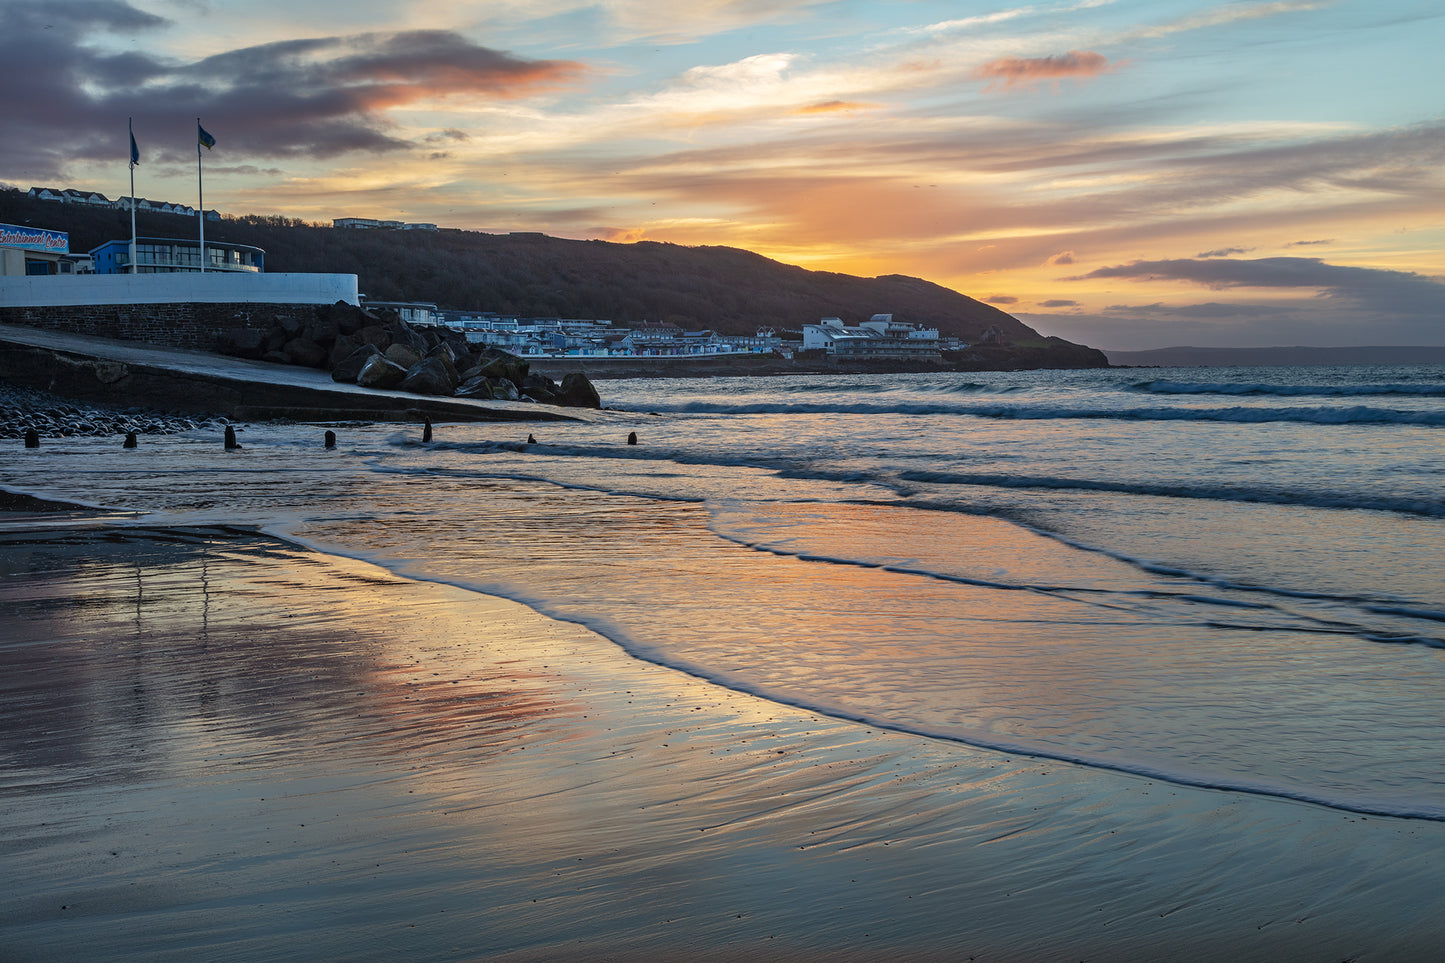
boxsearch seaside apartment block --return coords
[89,238,264,275]
[802,315,945,360]
[27,186,220,222]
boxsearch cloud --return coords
[975,51,1115,91]
[1067,257,1445,316]
[1048,251,1076,265]
[1125,0,1329,42]
[188,30,582,108]
[1039,299,1080,308]
[0,6,584,177]
[1286,238,1334,247]
[8,0,164,32]
[591,0,833,44]
[986,295,1019,305]
[1105,301,1294,318]
[793,100,879,115]
[1197,247,1253,258]
[1019,297,1443,350]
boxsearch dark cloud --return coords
[1048,251,1075,265]
[0,4,584,179]
[1046,254,1445,346]
[1039,299,1079,308]
[1066,256,1445,315]
[1197,247,1252,258]
[986,295,1019,305]
[1105,301,1292,318]
[4,0,164,31]
[1022,296,1445,349]
[1287,239,1334,247]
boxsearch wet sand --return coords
[4,521,1445,961]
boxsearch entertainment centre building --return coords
[0,222,90,276]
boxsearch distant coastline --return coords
[1104,345,1445,367]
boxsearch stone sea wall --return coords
[0,302,315,353]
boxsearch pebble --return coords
[0,381,230,440]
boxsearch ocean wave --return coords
[1130,379,1445,398]
[261,524,1445,822]
[709,511,1444,648]
[897,469,1445,518]
[634,399,1445,426]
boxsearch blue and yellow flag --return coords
[198,124,216,151]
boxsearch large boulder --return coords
[330,302,374,336]
[356,355,408,389]
[303,314,340,348]
[556,372,602,409]
[282,337,329,369]
[398,356,459,396]
[331,343,382,383]
[356,324,391,350]
[386,321,429,356]
[520,373,561,404]
[262,325,290,354]
[455,375,488,398]
[384,342,424,370]
[461,355,529,392]
[277,313,305,338]
[457,376,519,401]
[438,329,472,359]
[327,333,362,369]
[216,327,265,360]
[431,348,459,386]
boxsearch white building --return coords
[360,299,439,326]
[334,218,438,231]
[802,315,942,360]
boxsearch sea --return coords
[4,362,1444,821]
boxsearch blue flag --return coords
[198,124,216,151]
[130,131,139,167]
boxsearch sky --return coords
[2,0,1442,349]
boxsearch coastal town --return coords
[5,186,977,364]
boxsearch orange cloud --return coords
[793,100,879,115]
[975,51,1114,91]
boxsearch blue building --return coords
[90,237,264,275]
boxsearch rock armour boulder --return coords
[216,301,600,408]
[356,355,408,390]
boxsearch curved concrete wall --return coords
[0,272,358,308]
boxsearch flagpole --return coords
[128,117,137,274]
[197,118,205,273]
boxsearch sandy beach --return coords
[5,514,1445,961]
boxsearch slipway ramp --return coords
[0,324,585,424]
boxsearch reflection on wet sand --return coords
[0,528,573,791]
[6,524,1445,961]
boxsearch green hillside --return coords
[1,188,1050,344]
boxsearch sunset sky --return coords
[3,0,1441,349]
